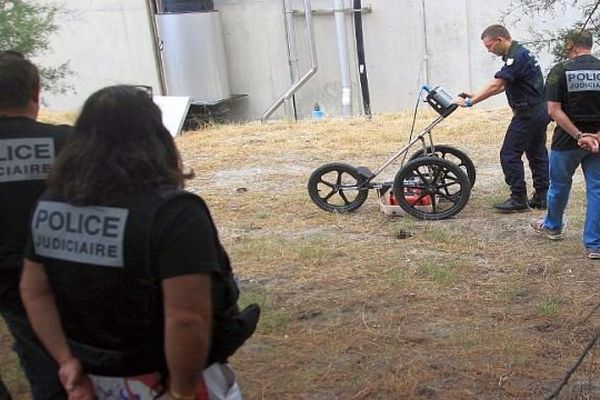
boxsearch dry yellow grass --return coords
[37,110,76,125]
[2,108,599,399]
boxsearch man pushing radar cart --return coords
[307,85,475,221]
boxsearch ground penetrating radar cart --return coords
[307,86,476,221]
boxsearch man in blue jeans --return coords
[0,52,69,398]
[530,29,600,259]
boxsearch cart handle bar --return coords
[370,115,445,177]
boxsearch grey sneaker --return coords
[587,251,600,260]
[530,219,564,240]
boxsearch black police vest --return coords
[0,117,70,269]
[30,186,244,376]
[561,56,600,122]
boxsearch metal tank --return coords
[158,0,214,13]
[156,9,231,102]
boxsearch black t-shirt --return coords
[25,188,228,375]
[0,116,70,270]
[545,54,600,150]
[494,41,545,108]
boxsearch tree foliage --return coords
[0,0,72,94]
[503,0,600,61]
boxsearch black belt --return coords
[68,339,164,376]
[511,101,544,111]
[511,102,545,116]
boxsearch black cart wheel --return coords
[308,163,369,213]
[392,157,470,220]
[408,145,476,188]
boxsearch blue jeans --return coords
[0,269,66,400]
[544,148,600,252]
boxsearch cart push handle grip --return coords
[422,85,458,118]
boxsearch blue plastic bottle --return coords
[311,103,325,119]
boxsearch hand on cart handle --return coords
[454,94,474,108]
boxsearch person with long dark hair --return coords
[19,85,259,399]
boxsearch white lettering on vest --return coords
[0,138,55,183]
[32,201,129,267]
[566,69,600,92]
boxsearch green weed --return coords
[239,289,291,335]
[256,209,270,219]
[494,285,527,302]
[534,296,562,317]
[417,259,461,285]
[296,238,333,265]
[389,268,407,285]
[229,236,289,262]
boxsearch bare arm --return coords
[20,259,94,399]
[163,273,212,397]
[455,78,506,107]
[471,78,506,105]
[547,101,583,139]
[20,259,74,364]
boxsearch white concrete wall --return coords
[38,0,161,110]
[217,0,290,120]
[37,0,578,120]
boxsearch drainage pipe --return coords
[421,0,430,84]
[353,0,371,117]
[283,0,300,120]
[262,0,318,122]
[146,0,167,94]
[334,0,352,116]
[464,0,473,94]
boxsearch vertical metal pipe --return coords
[283,0,301,85]
[353,0,371,118]
[334,0,352,116]
[261,0,318,122]
[145,0,166,95]
[421,0,430,84]
[305,0,317,71]
[283,0,300,120]
[465,0,473,94]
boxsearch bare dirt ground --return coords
[1,108,598,399]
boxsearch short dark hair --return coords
[49,85,194,204]
[565,28,593,49]
[0,51,40,109]
[481,24,511,40]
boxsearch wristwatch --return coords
[574,131,583,140]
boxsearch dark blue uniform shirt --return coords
[494,41,545,109]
